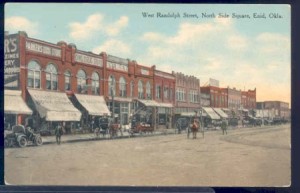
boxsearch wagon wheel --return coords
[34,136,43,146]
[18,136,27,148]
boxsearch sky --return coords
[5,3,291,106]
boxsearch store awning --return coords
[202,107,220,120]
[4,90,32,115]
[75,94,111,116]
[159,103,173,108]
[28,89,81,121]
[137,99,160,107]
[213,108,228,118]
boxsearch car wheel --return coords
[18,136,27,148]
[34,136,43,146]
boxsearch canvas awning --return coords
[4,90,32,115]
[28,89,81,121]
[137,99,160,107]
[75,94,111,116]
[213,108,228,118]
[202,107,220,120]
[159,103,173,108]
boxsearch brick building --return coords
[200,86,227,108]
[4,31,175,132]
[173,72,201,114]
[241,88,256,109]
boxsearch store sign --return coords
[209,78,219,87]
[26,41,61,58]
[5,34,20,88]
[75,53,103,67]
[141,69,149,75]
[107,61,128,72]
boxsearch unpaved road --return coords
[5,124,290,187]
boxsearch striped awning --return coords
[213,108,228,118]
[202,107,220,120]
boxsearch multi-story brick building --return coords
[200,86,227,108]
[4,31,176,132]
[173,72,201,114]
[241,88,256,109]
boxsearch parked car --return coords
[4,125,43,148]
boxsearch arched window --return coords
[108,75,116,96]
[45,63,58,90]
[64,70,71,91]
[138,80,143,99]
[130,81,134,97]
[91,72,100,95]
[119,77,126,97]
[77,70,87,94]
[146,81,151,99]
[27,60,41,88]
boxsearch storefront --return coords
[72,94,111,131]
[27,89,82,133]
[107,97,132,125]
[202,107,221,128]
[213,108,228,119]
[4,90,33,129]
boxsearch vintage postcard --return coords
[4,3,290,187]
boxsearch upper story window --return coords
[130,81,134,97]
[91,72,100,95]
[77,69,87,94]
[64,70,71,91]
[119,77,126,97]
[164,87,169,100]
[176,88,185,102]
[108,75,116,96]
[138,80,144,99]
[27,60,41,89]
[156,84,161,99]
[45,63,58,90]
[146,81,151,99]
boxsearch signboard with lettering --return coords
[209,78,219,87]
[75,52,103,67]
[141,69,149,75]
[5,34,20,88]
[26,41,61,58]
[107,61,128,72]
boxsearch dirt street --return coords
[5,124,290,187]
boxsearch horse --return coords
[190,119,199,139]
[108,123,122,139]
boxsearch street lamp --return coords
[110,77,115,124]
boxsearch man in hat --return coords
[55,123,64,145]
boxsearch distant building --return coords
[200,86,227,108]
[256,101,290,119]
[241,88,256,109]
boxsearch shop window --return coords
[91,72,100,95]
[119,77,126,97]
[108,75,116,96]
[27,60,41,88]
[138,80,144,99]
[45,63,58,90]
[64,71,71,91]
[77,69,87,94]
[164,87,169,100]
[146,81,151,99]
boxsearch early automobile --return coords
[4,125,43,148]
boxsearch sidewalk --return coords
[42,128,177,145]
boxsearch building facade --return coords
[174,72,201,114]
[4,31,178,131]
[241,88,256,109]
[257,101,290,119]
[200,86,227,108]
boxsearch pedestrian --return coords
[221,119,228,135]
[191,119,198,139]
[55,123,64,145]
